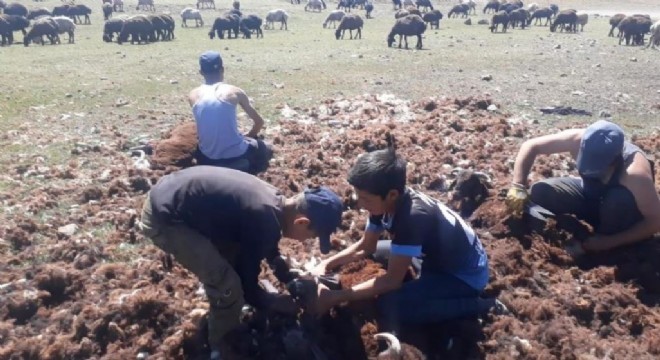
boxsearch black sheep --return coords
[52,5,70,17]
[387,14,426,49]
[335,13,363,40]
[490,10,509,32]
[618,15,652,46]
[24,17,60,46]
[67,4,92,25]
[27,8,51,20]
[0,13,28,44]
[608,13,626,37]
[102,3,113,21]
[209,14,240,39]
[529,7,553,26]
[422,9,442,29]
[508,8,529,29]
[118,15,153,44]
[415,0,433,12]
[550,9,577,33]
[365,2,373,19]
[239,14,263,39]
[0,16,12,45]
[4,2,27,17]
[448,4,469,19]
[158,14,175,40]
[549,4,559,16]
[103,18,124,42]
[483,0,499,14]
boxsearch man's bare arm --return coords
[188,88,201,107]
[237,90,264,138]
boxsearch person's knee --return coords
[204,268,244,309]
[529,180,556,205]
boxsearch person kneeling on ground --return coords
[506,120,660,256]
[310,148,505,332]
[138,166,343,359]
[189,50,273,175]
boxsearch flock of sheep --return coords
[0,0,659,50]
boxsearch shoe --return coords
[209,350,222,360]
[492,299,511,316]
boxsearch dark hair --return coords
[347,147,407,199]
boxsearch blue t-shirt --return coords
[367,188,489,291]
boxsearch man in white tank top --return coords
[188,51,273,175]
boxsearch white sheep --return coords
[265,9,288,30]
[647,20,660,50]
[305,0,324,12]
[181,7,203,27]
[576,12,588,32]
[527,3,538,14]
[50,16,76,43]
[323,10,345,28]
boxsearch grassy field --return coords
[0,0,658,164]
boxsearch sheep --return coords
[159,14,175,40]
[0,16,12,45]
[136,0,154,12]
[52,4,69,17]
[422,9,442,29]
[448,4,469,19]
[387,14,426,50]
[323,10,345,28]
[459,0,476,15]
[0,14,29,43]
[353,0,366,9]
[394,9,409,19]
[209,13,239,39]
[181,7,203,28]
[113,0,123,12]
[549,4,558,16]
[576,12,588,32]
[27,8,51,20]
[337,0,353,12]
[305,0,324,12]
[335,13,362,39]
[196,0,215,10]
[414,0,433,13]
[402,0,414,8]
[102,17,124,42]
[508,8,528,29]
[483,0,499,14]
[647,20,660,49]
[225,8,242,18]
[490,10,509,32]
[51,15,75,43]
[498,3,519,14]
[550,9,577,33]
[24,17,59,46]
[374,333,425,359]
[364,1,373,18]
[67,4,92,25]
[147,14,167,41]
[527,2,538,14]
[608,13,625,37]
[618,15,652,46]
[392,0,401,10]
[4,2,27,17]
[102,3,113,21]
[405,6,421,17]
[528,7,552,26]
[239,14,263,38]
[118,14,153,44]
[264,9,288,30]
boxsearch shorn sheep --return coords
[608,13,625,37]
[181,7,203,27]
[323,9,345,28]
[335,13,363,39]
[422,9,442,29]
[576,12,588,32]
[387,14,426,50]
[647,20,660,50]
[51,15,75,43]
[24,17,59,46]
[264,9,288,30]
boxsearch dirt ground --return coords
[1,92,658,359]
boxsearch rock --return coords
[464,18,472,25]
[478,19,489,25]
[487,104,498,112]
[513,336,532,353]
[115,99,129,107]
[630,57,637,62]
[571,91,585,96]
[169,79,178,84]
[65,93,73,98]
[136,352,149,360]
[554,44,561,49]
[57,224,78,237]
[598,110,612,118]
[481,74,493,81]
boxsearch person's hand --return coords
[312,283,338,315]
[505,183,529,218]
[564,241,586,258]
[265,294,299,315]
[309,261,329,277]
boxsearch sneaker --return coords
[492,299,511,316]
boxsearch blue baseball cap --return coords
[576,120,625,178]
[199,51,223,74]
[304,186,343,254]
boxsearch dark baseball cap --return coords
[199,50,223,74]
[576,120,625,178]
[304,186,343,254]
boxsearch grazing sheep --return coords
[647,20,660,49]
[209,13,239,39]
[549,4,558,16]
[27,8,51,20]
[498,3,519,14]
[550,9,577,33]
[147,14,167,41]
[323,9,345,28]
[102,3,113,21]
[490,10,509,32]
[239,14,263,38]
[335,13,362,39]
[337,0,353,12]
[528,7,552,26]
[0,14,29,42]
[448,4,469,19]
[67,4,92,25]
[52,4,69,17]
[364,1,373,18]
[527,2,538,13]
[136,0,154,12]
[305,0,324,12]
[618,15,652,46]
[103,17,124,42]
[196,0,215,10]
[576,12,588,32]
[387,14,426,49]
[181,7,203,27]
[422,9,442,29]
[415,0,433,12]
[459,0,476,15]
[159,14,175,40]
[508,8,529,29]
[509,0,524,8]
[113,0,124,12]
[118,14,153,44]
[51,15,75,43]
[483,0,499,14]
[24,17,59,46]
[394,9,409,19]
[0,16,12,45]
[4,2,27,17]
[264,9,288,30]
[405,6,421,17]
[608,13,625,37]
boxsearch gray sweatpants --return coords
[529,177,643,235]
